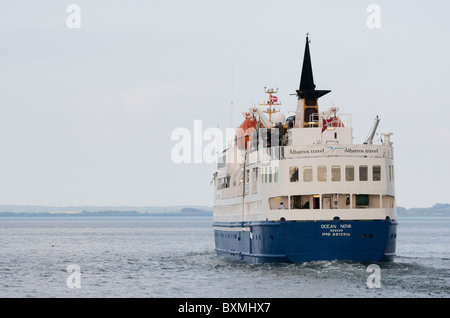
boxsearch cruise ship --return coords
[212,35,397,263]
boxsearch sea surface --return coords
[0,216,448,298]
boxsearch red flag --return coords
[322,117,334,133]
[269,95,278,103]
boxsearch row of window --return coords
[259,164,394,184]
[218,164,395,190]
[214,193,395,215]
[260,167,279,183]
[289,165,388,183]
[269,194,395,210]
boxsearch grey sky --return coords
[0,1,449,208]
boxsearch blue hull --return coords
[213,219,397,263]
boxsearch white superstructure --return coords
[213,110,396,224]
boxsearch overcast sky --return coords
[0,0,449,208]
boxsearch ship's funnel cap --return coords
[296,34,331,100]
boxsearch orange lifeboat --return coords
[330,117,344,128]
[235,113,259,150]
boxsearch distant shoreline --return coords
[0,204,448,217]
[0,205,213,217]
[0,211,213,217]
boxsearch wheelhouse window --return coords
[289,166,299,182]
[303,166,312,182]
[318,166,327,182]
[345,165,354,181]
[373,165,381,181]
[359,165,368,181]
[331,166,341,182]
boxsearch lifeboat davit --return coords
[235,113,259,150]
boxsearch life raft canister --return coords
[235,115,258,150]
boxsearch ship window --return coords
[265,168,268,183]
[245,170,249,195]
[373,165,381,181]
[290,195,302,209]
[269,167,272,183]
[318,166,327,182]
[217,154,226,169]
[261,168,265,183]
[313,195,320,209]
[322,193,351,209]
[291,195,314,209]
[252,168,258,193]
[303,166,312,182]
[289,166,299,182]
[382,195,395,208]
[345,165,354,181]
[359,165,368,181]
[322,194,335,209]
[220,177,230,189]
[356,194,369,206]
[274,167,279,183]
[269,196,288,210]
[355,194,380,208]
[331,166,341,181]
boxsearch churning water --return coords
[0,216,448,297]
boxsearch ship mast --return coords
[259,87,281,122]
